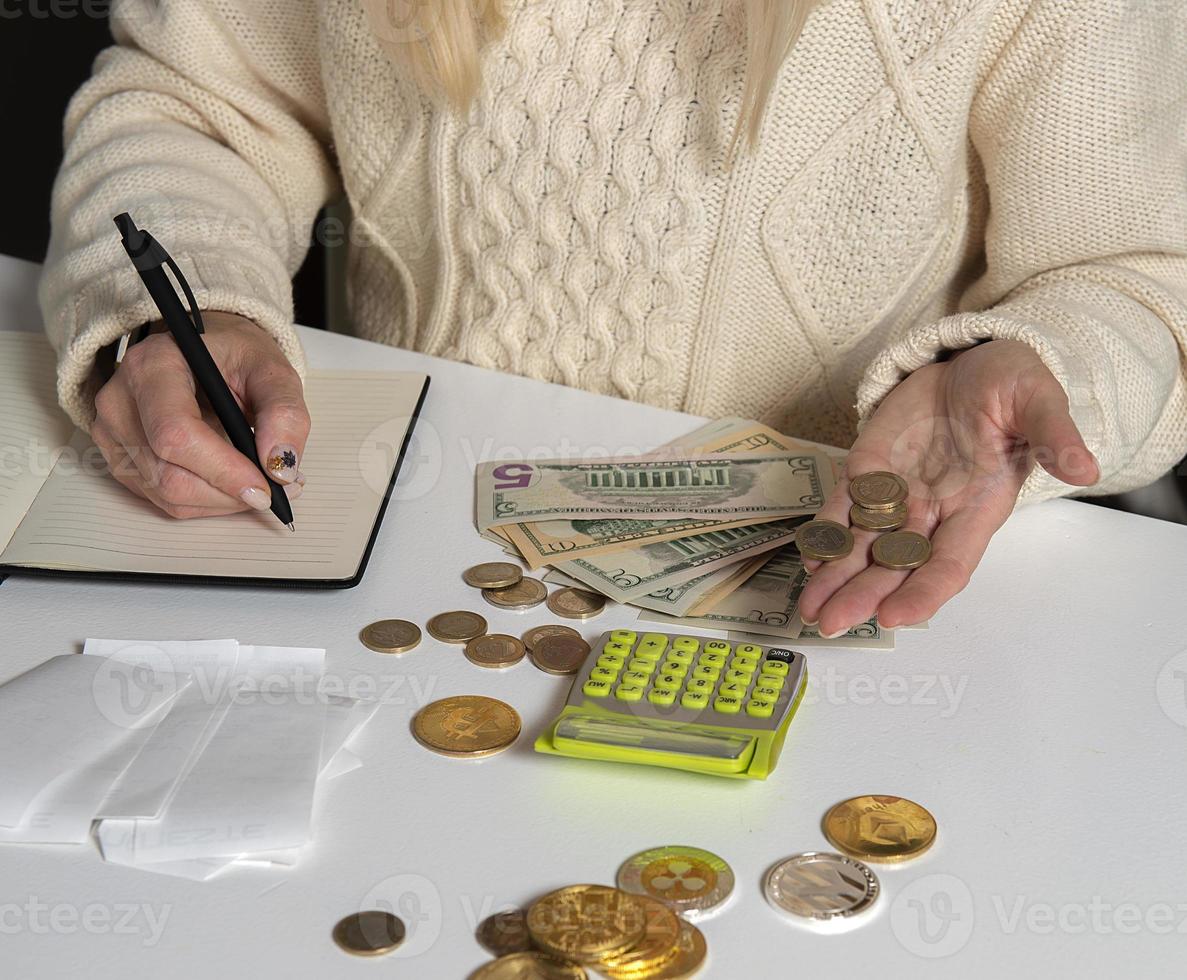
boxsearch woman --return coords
[40,0,1187,636]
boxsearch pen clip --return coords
[113,212,204,335]
[160,252,205,336]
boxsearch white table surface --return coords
[2,253,1186,978]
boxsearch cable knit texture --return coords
[40,0,1187,503]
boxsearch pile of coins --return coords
[794,471,931,571]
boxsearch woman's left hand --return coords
[797,339,1100,636]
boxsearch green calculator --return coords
[534,630,808,780]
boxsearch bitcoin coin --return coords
[465,634,526,669]
[545,588,607,620]
[359,619,421,654]
[637,921,707,980]
[332,910,406,956]
[849,502,907,532]
[871,531,931,570]
[529,634,592,675]
[483,578,549,610]
[476,909,534,957]
[412,696,521,758]
[795,520,854,561]
[522,624,582,652]
[526,885,647,965]
[469,952,588,980]
[764,852,879,922]
[427,611,489,644]
[616,845,734,921]
[600,896,681,978]
[464,562,524,590]
[849,471,908,511]
[823,795,937,863]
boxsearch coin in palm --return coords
[849,471,908,511]
[795,520,854,561]
[872,530,931,569]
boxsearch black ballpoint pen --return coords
[113,212,295,531]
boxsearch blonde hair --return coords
[362,0,816,145]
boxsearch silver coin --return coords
[764,852,879,922]
[616,845,735,921]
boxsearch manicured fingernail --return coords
[822,626,850,639]
[283,482,303,500]
[265,444,300,483]
[239,487,271,510]
[800,617,819,627]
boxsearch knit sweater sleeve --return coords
[39,0,339,430]
[855,0,1187,502]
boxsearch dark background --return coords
[3,7,1184,524]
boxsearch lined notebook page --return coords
[2,371,427,581]
[0,334,76,553]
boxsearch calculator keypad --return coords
[571,632,805,730]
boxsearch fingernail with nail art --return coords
[265,444,300,483]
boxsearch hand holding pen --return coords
[88,214,309,523]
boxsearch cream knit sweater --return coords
[41,0,1187,502]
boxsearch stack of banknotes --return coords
[475,418,903,648]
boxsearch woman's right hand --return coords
[91,312,310,519]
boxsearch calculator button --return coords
[753,685,781,704]
[692,664,722,682]
[615,684,644,702]
[724,669,752,687]
[666,648,695,665]
[659,660,688,678]
[687,677,715,695]
[704,640,731,656]
[621,670,650,688]
[672,636,700,654]
[761,659,790,677]
[583,679,612,698]
[628,658,657,674]
[597,654,626,670]
[757,671,786,690]
[603,642,633,657]
[713,695,742,714]
[734,643,763,662]
[648,688,677,706]
[719,682,748,700]
[654,673,683,692]
[681,690,709,710]
[610,630,638,645]
[697,652,727,669]
[746,699,774,718]
[633,643,665,662]
[590,666,619,683]
[764,649,796,665]
[728,657,757,674]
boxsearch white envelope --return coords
[0,655,187,830]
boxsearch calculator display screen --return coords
[554,715,753,760]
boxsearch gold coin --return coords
[794,520,854,561]
[849,471,909,511]
[823,795,937,863]
[427,610,489,644]
[640,921,707,980]
[464,562,524,590]
[412,696,521,758]
[465,634,526,669]
[359,619,421,654]
[483,578,549,610]
[469,952,588,980]
[871,530,931,570]
[331,910,406,956]
[545,587,607,620]
[529,634,592,675]
[476,909,534,957]
[522,624,582,652]
[616,845,734,921]
[849,501,907,532]
[600,896,681,978]
[527,885,647,965]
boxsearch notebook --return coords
[0,333,429,588]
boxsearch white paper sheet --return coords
[0,655,187,829]
[84,639,241,819]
